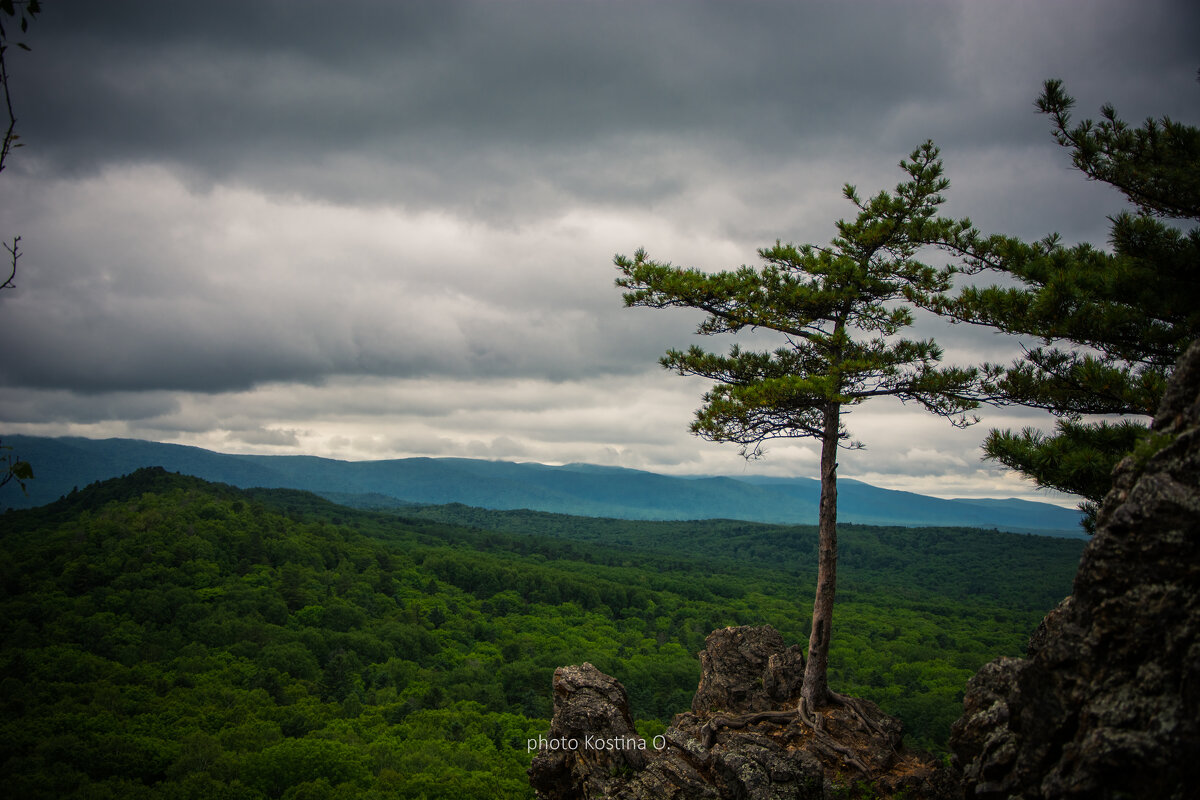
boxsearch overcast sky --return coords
[1,0,1196,504]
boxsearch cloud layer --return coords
[2,0,1197,503]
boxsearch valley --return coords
[0,468,1083,798]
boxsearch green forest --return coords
[0,468,1082,799]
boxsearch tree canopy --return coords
[0,469,1081,796]
[931,79,1200,528]
[616,141,987,707]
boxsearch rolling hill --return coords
[0,434,1084,535]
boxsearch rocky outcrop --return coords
[691,624,806,715]
[530,625,955,800]
[526,662,651,800]
[950,341,1200,799]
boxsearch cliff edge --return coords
[949,341,1200,799]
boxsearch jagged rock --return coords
[691,625,806,714]
[531,625,956,799]
[950,341,1200,799]
[527,662,650,800]
[1025,595,1073,658]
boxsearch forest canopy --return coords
[0,469,1081,797]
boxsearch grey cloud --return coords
[0,386,180,424]
[12,0,1195,232]
[9,0,1114,216]
[227,427,302,448]
[0,291,666,392]
[2,152,756,395]
[23,2,952,154]
[465,435,530,460]
[2,0,1195,502]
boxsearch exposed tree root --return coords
[695,693,893,778]
[829,690,892,742]
[799,695,872,776]
[796,695,818,730]
[698,709,795,748]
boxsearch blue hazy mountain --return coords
[0,435,1084,536]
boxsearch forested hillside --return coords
[0,470,1082,798]
[1,435,1084,534]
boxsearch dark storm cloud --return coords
[10,0,1196,234]
[1,0,1197,493]
[24,2,937,142]
[8,0,995,211]
[0,385,180,424]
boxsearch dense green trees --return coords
[933,80,1200,527]
[615,142,987,707]
[0,469,1078,795]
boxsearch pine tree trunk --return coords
[801,401,840,708]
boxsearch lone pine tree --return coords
[615,142,985,708]
[932,79,1200,530]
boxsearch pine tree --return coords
[615,142,985,708]
[932,80,1200,529]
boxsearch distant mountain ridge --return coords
[0,435,1085,536]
